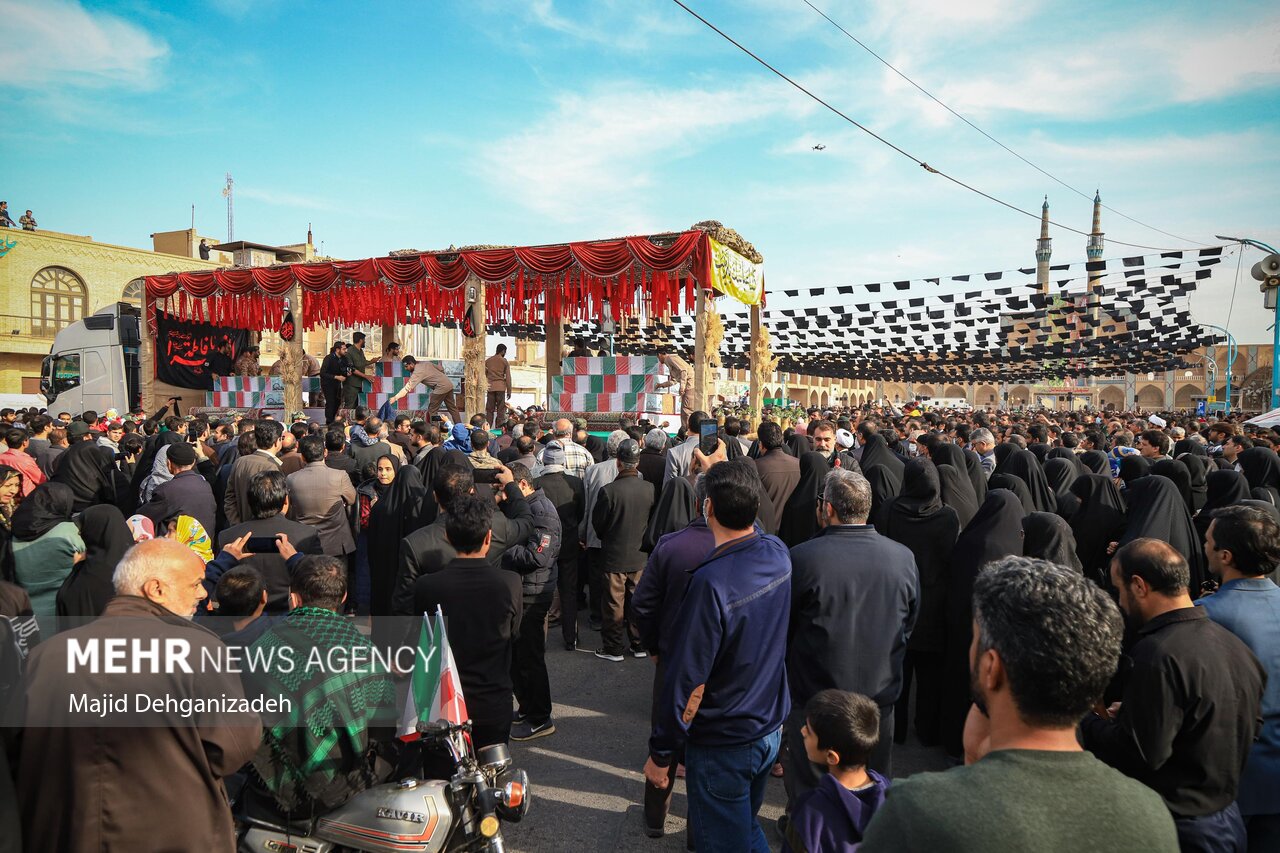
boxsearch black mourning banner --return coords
[155,312,249,390]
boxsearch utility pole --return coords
[1220,235,1280,408]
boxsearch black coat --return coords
[876,458,959,654]
[942,489,1025,754]
[412,557,521,728]
[592,471,655,573]
[1119,476,1207,592]
[137,469,217,536]
[1070,474,1127,586]
[216,515,323,611]
[787,525,919,708]
[503,488,561,601]
[325,450,361,488]
[393,483,533,615]
[534,470,585,563]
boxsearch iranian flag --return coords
[398,606,469,741]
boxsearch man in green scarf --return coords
[244,555,398,818]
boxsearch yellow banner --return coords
[709,237,763,306]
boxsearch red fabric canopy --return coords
[145,230,712,330]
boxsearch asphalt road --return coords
[500,622,953,853]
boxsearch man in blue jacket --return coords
[644,457,791,853]
[1197,505,1280,850]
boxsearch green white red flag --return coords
[398,605,468,741]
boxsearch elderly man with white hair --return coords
[16,538,262,852]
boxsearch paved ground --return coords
[500,622,952,852]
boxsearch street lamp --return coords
[1200,323,1236,414]
[1217,235,1280,408]
[1188,353,1217,413]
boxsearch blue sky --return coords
[4,0,1279,341]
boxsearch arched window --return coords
[31,266,87,336]
[122,278,144,305]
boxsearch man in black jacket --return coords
[137,441,217,535]
[320,341,351,425]
[1082,538,1265,851]
[393,464,532,615]
[413,496,521,748]
[504,463,561,741]
[591,439,655,661]
[216,470,323,611]
[322,429,359,487]
[785,466,918,806]
[534,442,586,650]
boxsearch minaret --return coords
[1035,197,1053,345]
[1086,191,1105,333]
[1036,196,1052,295]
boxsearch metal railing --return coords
[0,314,59,340]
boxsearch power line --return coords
[799,0,1212,247]
[669,0,1186,253]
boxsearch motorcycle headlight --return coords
[496,769,531,821]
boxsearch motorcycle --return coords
[237,720,530,853]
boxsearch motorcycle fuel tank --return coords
[313,778,454,853]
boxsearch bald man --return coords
[17,539,262,852]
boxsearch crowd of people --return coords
[0,382,1278,852]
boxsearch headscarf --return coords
[442,424,473,453]
[1150,459,1194,514]
[11,482,76,542]
[863,465,900,526]
[367,465,427,617]
[1027,443,1052,465]
[936,464,979,528]
[56,504,132,631]
[780,452,830,548]
[992,441,1018,475]
[988,473,1034,516]
[1119,475,1206,592]
[1023,511,1083,572]
[1080,450,1110,476]
[1069,475,1127,586]
[1002,450,1057,514]
[787,433,813,459]
[1047,446,1084,475]
[126,514,156,541]
[1238,446,1280,506]
[858,432,904,482]
[50,439,115,512]
[942,489,1024,754]
[876,458,959,657]
[1180,454,1209,513]
[643,476,697,553]
[1043,458,1081,521]
[1118,455,1150,487]
[1173,438,1207,458]
[0,465,20,528]
[1194,469,1251,544]
[171,515,214,562]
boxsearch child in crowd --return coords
[784,689,890,853]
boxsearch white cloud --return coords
[1172,17,1280,101]
[478,81,815,225]
[238,187,342,213]
[0,0,168,90]
[519,0,692,52]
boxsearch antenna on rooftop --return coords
[221,173,235,242]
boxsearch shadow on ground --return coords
[502,616,952,853]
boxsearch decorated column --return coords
[749,303,764,420]
[693,282,709,414]
[462,278,487,417]
[545,311,563,409]
[279,283,304,415]
[140,298,156,410]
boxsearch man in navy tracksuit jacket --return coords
[644,457,791,853]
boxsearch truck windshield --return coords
[51,352,81,395]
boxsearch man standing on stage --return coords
[343,331,372,410]
[658,351,697,428]
[320,341,352,425]
[486,344,514,431]
[390,355,463,425]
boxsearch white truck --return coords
[40,302,143,415]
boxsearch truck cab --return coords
[41,302,142,415]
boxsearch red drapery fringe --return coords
[143,230,717,331]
